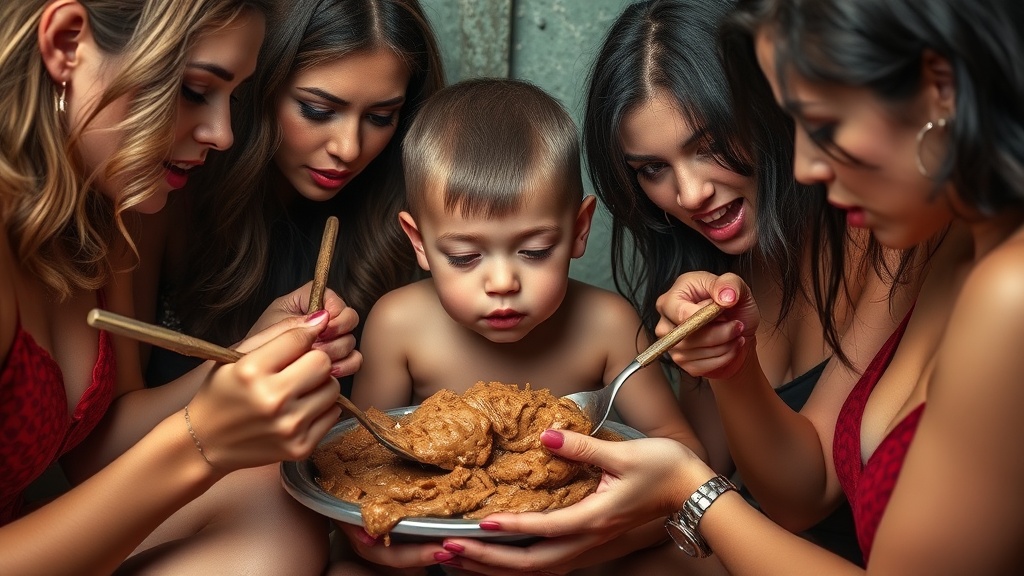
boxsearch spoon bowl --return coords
[564,302,722,434]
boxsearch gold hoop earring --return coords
[915,117,947,177]
[56,81,67,114]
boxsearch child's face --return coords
[400,183,595,344]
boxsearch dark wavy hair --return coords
[733,0,1024,216]
[584,0,854,358]
[178,0,445,343]
[722,0,1024,348]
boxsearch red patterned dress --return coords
[833,307,923,562]
[0,312,115,525]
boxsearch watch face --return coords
[665,517,700,557]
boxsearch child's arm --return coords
[349,287,417,410]
[597,293,708,462]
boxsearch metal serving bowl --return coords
[281,406,644,543]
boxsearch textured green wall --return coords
[419,0,634,293]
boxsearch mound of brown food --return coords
[312,381,618,543]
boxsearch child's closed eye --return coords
[520,247,554,260]
[445,253,479,268]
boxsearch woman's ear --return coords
[921,49,956,119]
[398,211,431,271]
[38,0,88,84]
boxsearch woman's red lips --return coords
[307,167,351,189]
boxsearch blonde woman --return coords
[0,1,359,573]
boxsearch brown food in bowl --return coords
[312,381,621,543]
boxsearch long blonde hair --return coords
[0,0,271,300]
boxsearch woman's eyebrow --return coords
[187,62,234,81]
[297,87,405,108]
[624,127,706,162]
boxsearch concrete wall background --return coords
[419,0,634,293]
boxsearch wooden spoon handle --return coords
[87,309,243,363]
[308,216,340,313]
[636,302,723,366]
[88,309,352,411]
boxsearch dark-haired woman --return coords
[139,0,446,393]
[446,0,1024,573]
[436,0,917,573]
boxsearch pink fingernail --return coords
[443,542,465,553]
[306,310,329,325]
[719,288,736,303]
[356,529,377,546]
[433,551,455,562]
[478,521,502,531]
[540,429,564,449]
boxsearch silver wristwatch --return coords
[664,475,737,558]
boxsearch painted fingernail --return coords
[719,288,736,303]
[443,542,465,553]
[478,521,502,531]
[433,551,455,562]
[540,429,564,449]
[306,309,329,325]
[356,529,377,546]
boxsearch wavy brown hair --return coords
[0,0,272,300]
[179,0,446,343]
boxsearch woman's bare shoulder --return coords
[956,234,1024,321]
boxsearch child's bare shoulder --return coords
[364,279,446,332]
[564,279,643,331]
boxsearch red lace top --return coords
[0,311,116,525]
[833,307,923,562]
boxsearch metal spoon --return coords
[564,302,723,434]
[85,308,428,465]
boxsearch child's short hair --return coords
[403,78,583,218]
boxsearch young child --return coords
[342,77,707,572]
[352,77,702,446]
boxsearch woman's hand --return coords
[245,282,362,379]
[334,522,449,570]
[439,430,713,574]
[186,311,342,471]
[655,271,759,379]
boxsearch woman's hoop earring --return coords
[56,81,67,114]
[664,211,673,226]
[915,117,947,177]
